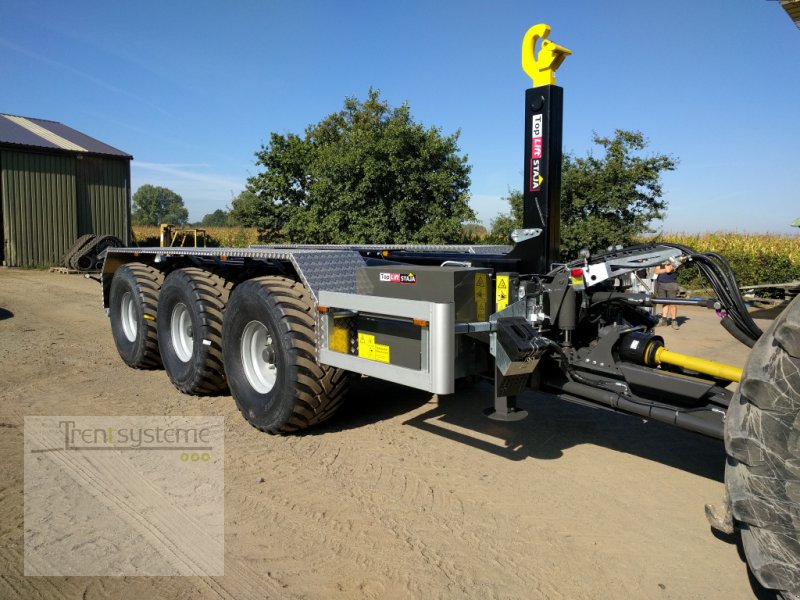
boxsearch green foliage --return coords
[229,190,260,227]
[132,184,189,226]
[200,209,230,227]
[462,222,488,241]
[486,131,676,257]
[243,89,474,244]
[560,130,675,258]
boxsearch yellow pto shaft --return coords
[653,347,742,383]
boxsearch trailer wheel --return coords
[725,295,800,599]
[222,276,351,433]
[109,262,164,369]
[156,268,231,395]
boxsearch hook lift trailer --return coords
[99,24,800,599]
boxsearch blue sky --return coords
[1,0,798,233]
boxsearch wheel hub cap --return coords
[241,320,277,394]
[171,303,194,362]
[120,292,138,342]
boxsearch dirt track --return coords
[0,269,777,599]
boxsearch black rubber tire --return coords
[156,268,232,395]
[725,295,800,599]
[109,262,164,369]
[222,276,351,433]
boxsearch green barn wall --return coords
[0,149,130,267]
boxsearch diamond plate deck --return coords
[250,243,512,255]
[104,247,366,300]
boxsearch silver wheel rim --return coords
[241,320,277,394]
[120,292,138,342]
[170,303,194,362]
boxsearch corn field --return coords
[132,226,260,249]
[131,227,799,287]
[646,232,800,288]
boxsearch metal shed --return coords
[0,114,132,267]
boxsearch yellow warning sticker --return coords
[357,332,391,363]
[474,273,488,321]
[373,344,390,363]
[496,275,509,311]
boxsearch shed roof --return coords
[0,114,132,159]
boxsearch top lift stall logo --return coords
[530,113,543,192]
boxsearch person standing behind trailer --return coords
[655,262,680,329]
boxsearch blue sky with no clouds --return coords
[1,0,798,233]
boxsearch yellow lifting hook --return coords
[521,24,572,87]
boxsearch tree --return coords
[462,222,488,241]
[132,185,189,226]
[242,89,474,244]
[560,130,676,257]
[229,190,260,227]
[487,130,676,257]
[201,209,230,227]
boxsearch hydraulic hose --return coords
[662,243,762,346]
[720,315,755,348]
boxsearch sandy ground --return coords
[0,268,779,599]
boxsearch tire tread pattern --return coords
[164,267,233,394]
[240,276,350,433]
[123,262,164,369]
[725,296,800,597]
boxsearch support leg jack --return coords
[484,367,528,421]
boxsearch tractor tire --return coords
[156,268,232,395]
[725,294,800,599]
[109,262,164,369]
[222,276,351,433]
